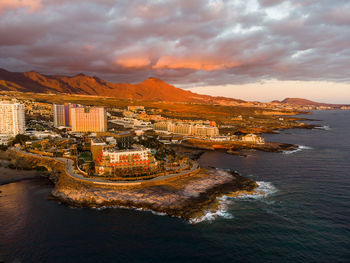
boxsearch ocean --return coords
[0,110,349,262]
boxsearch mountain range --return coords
[0,68,243,105]
[0,68,347,108]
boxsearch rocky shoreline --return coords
[52,168,257,220]
[4,148,258,220]
[181,140,298,154]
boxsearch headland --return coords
[0,91,329,220]
[7,148,257,220]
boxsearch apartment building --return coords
[0,101,25,136]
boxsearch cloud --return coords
[0,0,42,12]
[0,0,349,89]
[153,55,241,70]
[115,56,151,68]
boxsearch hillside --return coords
[274,98,350,108]
[0,68,244,105]
[281,98,330,106]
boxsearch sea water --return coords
[0,110,349,262]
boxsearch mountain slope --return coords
[0,68,244,104]
[280,98,342,107]
[281,98,327,106]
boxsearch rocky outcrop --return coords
[182,140,298,153]
[8,149,64,183]
[8,148,257,219]
[52,169,257,219]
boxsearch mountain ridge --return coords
[0,68,348,107]
[0,68,244,105]
[274,97,347,107]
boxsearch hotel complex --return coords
[53,104,107,132]
[154,121,219,137]
[53,103,77,128]
[0,101,25,136]
[71,106,107,132]
[95,146,157,176]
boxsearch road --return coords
[12,147,199,186]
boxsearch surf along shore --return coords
[4,148,257,220]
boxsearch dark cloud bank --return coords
[0,0,349,87]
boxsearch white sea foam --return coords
[151,211,167,216]
[315,125,331,131]
[190,181,278,224]
[90,205,172,217]
[226,181,278,200]
[283,145,312,154]
[189,199,234,224]
[132,207,169,217]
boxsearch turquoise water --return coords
[0,110,349,262]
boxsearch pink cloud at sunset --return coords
[0,0,349,102]
[0,0,42,12]
[153,56,241,71]
[115,57,151,69]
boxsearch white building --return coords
[101,147,151,164]
[192,125,219,137]
[241,134,265,144]
[109,117,152,130]
[154,121,219,137]
[0,101,25,136]
[95,146,155,176]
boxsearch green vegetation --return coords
[0,144,8,151]
[10,134,31,146]
[78,151,92,162]
[139,136,176,161]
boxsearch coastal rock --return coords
[7,148,257,220]
[52,169,257,219]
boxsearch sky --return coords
[0,0,350,103]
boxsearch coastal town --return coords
[0,97,268,179]
[1,1,350,262]
[2,88,348,178]
[0,96,263,218]
[0,92,348,219]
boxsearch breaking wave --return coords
[224,181,278,200]
[190,181,277,224]
[189,199,234,224]
[283,145,312,154]
[88,205,167,215]
[315,125,331,131]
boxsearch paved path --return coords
[12,147,199,186]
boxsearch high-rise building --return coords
[53,103,77,128]
[71,106,107,132]
[0,101,25,136]
[53,104,66,128]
